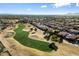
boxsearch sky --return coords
[0,3,79,15]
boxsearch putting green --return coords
[14,23,52,52]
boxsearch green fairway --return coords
[14,23,52,52]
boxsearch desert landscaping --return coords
[0,21,79,56]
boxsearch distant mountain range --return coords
[67,13,79,15]
[0,13,79,16]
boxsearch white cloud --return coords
[76,3,79,6]
[54,3,70,8]
[41,5,47,8]
[53,3,79,8]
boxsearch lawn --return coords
[14,23,52,52]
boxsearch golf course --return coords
[14,23,52,52]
